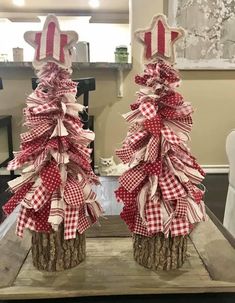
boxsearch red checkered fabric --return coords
[7,154,32,171]
[77,205,90,234]
[24,112,50,127]
[161,104,193,120]
[20,137,45,150]
[139,102,156,120]
[143,114,162,137]
[21,123,52,142]
[145,136,160,162]
[160,92,183,107]
[8,142,43,170]
[176,103,193,117]
[161,103,193,120]
[145,199,163,234]
[120,204,137,231]
[64,119,82,137]
[158,61,180,84]
[143,160,162,175]
[40,162,61,193]
[56,88,77,97]
[60,136,70,150]
[16,206,32,237]
[64,176,84,206]
[161,125,181,145]
[170,218,190,237]
[64,204,79,240]
[46,138,60,151]
[126,130,149,150]
[133,213,149,236]
[128,122,142,134]
[119,167,146,192]
[175,115,193,125]
[65,114,83,127]
[71,142,92,158]
[116,146,134,164]
[3,182,34,215]
[114,58,206,238]
[64,114,82,131]
[32,101,59,115]
[33,200,52,232]
[159,168,186,200]
[115,186,137,205]
[130,102,140,111]
[30,184,51,211]
[175,198,188,218]
[24,215,36,232]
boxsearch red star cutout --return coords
[24,15,78,69]
[135,14,184,63]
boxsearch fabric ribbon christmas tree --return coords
[3,15,103,239]
[115,15,206,238]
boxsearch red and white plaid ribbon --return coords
[64,176,84,206]
[139,101,157,120]
[145,198,163,234]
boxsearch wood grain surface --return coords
[0,236,235,299]
[1,216,235,300]
[0,223,31,288]
[190,218,235,282]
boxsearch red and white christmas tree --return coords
[3,15,103,271]
[115,15,206,270]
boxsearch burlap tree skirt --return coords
[133,233,188,270]
[31,224,86,271]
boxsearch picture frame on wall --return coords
[168,0,235,69]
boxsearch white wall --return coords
[0,16,130,62]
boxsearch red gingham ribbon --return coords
[139,101,156,120]
[145,198,163,234]
[159,168,186,201]
[64,176,84,206]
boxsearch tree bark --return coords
[31,224,86,271]
[133,233,187,271]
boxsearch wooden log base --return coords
[31,225,86,272]
[133,233,188,271]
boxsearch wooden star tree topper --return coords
[24,15,78,69]
[135,14,185,64]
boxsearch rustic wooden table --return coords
[0,213,235,302]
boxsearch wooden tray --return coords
[0,214,235,300]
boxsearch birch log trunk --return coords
[31,224,86,271]
[133,233,187,270]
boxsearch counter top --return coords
[0,61,132,70]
